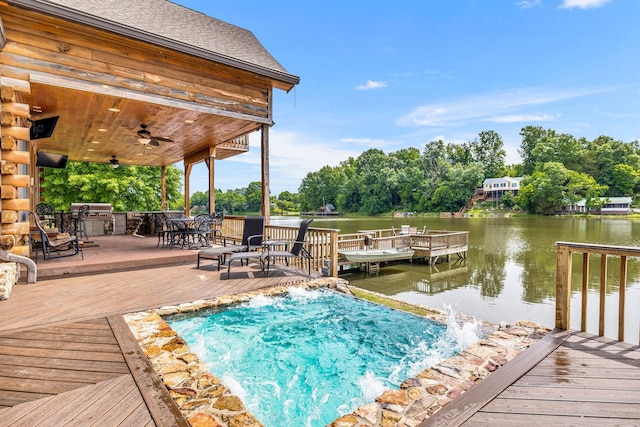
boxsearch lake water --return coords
[274,215,640,343]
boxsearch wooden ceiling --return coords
[23,83,257,168]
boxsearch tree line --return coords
[297,126,640,215]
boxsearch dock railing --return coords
[556,241,640,344]
[221,216,340,277]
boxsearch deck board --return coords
[422,329,640,426]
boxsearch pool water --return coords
[167,288,480,427]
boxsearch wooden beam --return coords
[1,101,30,118]
[1,149,29,164]
[1,126,28,141]
[206,156,215,213]
[1,197,28,211]
[184,163,192,217]
[0,16,6,51]
[22,69,272,123]
[260,124,270,223]
[183,146,214,167]
[161,166,166,211]
[0,76,30,94]
[1,174,29,187]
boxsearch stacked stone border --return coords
[124,277,550,427]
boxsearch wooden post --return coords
[555,244,572,330]
[599,254,607,336]
[206,150,215,213]
[160,166,166,211]
[581,253,589,332]
[619,256,627,342]
[329,229,339,277]
[184,163,192,217]
[260,124,270,224]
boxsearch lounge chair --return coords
[263,219,314,276]
[30,211,83,262]
[197,216,264,270]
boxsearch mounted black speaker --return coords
[36,152,68,168]
[30,116,59,140]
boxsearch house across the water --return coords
[566,197,633,215]
[482,177,524,202]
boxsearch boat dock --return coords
[337,228,468,271]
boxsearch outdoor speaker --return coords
[30,116,59,140]
[36,152,68,168]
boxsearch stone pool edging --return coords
[123,278,550,427]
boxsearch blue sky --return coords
[174,0,640,195]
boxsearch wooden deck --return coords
[422,329,640,426]
[0,235,315,426]
[2,235,640,426]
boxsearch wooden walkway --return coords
[422,329,640,426]
[0,237,315,426]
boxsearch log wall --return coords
[0,67,31,256]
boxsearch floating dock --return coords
[337,228,468,272]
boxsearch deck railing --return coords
[220,216,339,277]
[556,241,640,344]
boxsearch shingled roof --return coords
[10,0,300,87]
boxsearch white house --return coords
[482,177,524,201]
[570,197,633,215]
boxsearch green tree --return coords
[41,161,182,211]
[243,181,263,212]
[517,162,605,215]
[429,162,484,212]
[469,130,506,178]
[519,125,547,175]
[500,191,516,209]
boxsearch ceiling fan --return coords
[109,155,119,168]
[136,123,174,146]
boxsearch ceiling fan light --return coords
[138,137,151,145]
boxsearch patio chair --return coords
[70,204,89,240]
[185,213,215,249]
[30,211,83,262]
[263,219,314,276]
[154,213,170,247]
[197,216,264,270]
[167,214,190,249]
[35,203,57,230]
[211,212,224,244]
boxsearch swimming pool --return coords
[166,287,481,426]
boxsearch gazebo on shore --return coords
[0,0,299,256]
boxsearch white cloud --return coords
[340,137,391,148]
[355,80,388,90]
[486,113,558,123]
[516,0,542,9]
[560,0,611,9]
[396,87,604,127]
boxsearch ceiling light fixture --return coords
[137,127,152,144]
[110,155,119,168]
[108,107,120,113]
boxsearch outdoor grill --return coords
[71,203,114,236]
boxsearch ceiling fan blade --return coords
[154,136,174,143]
[148,139,160,147]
